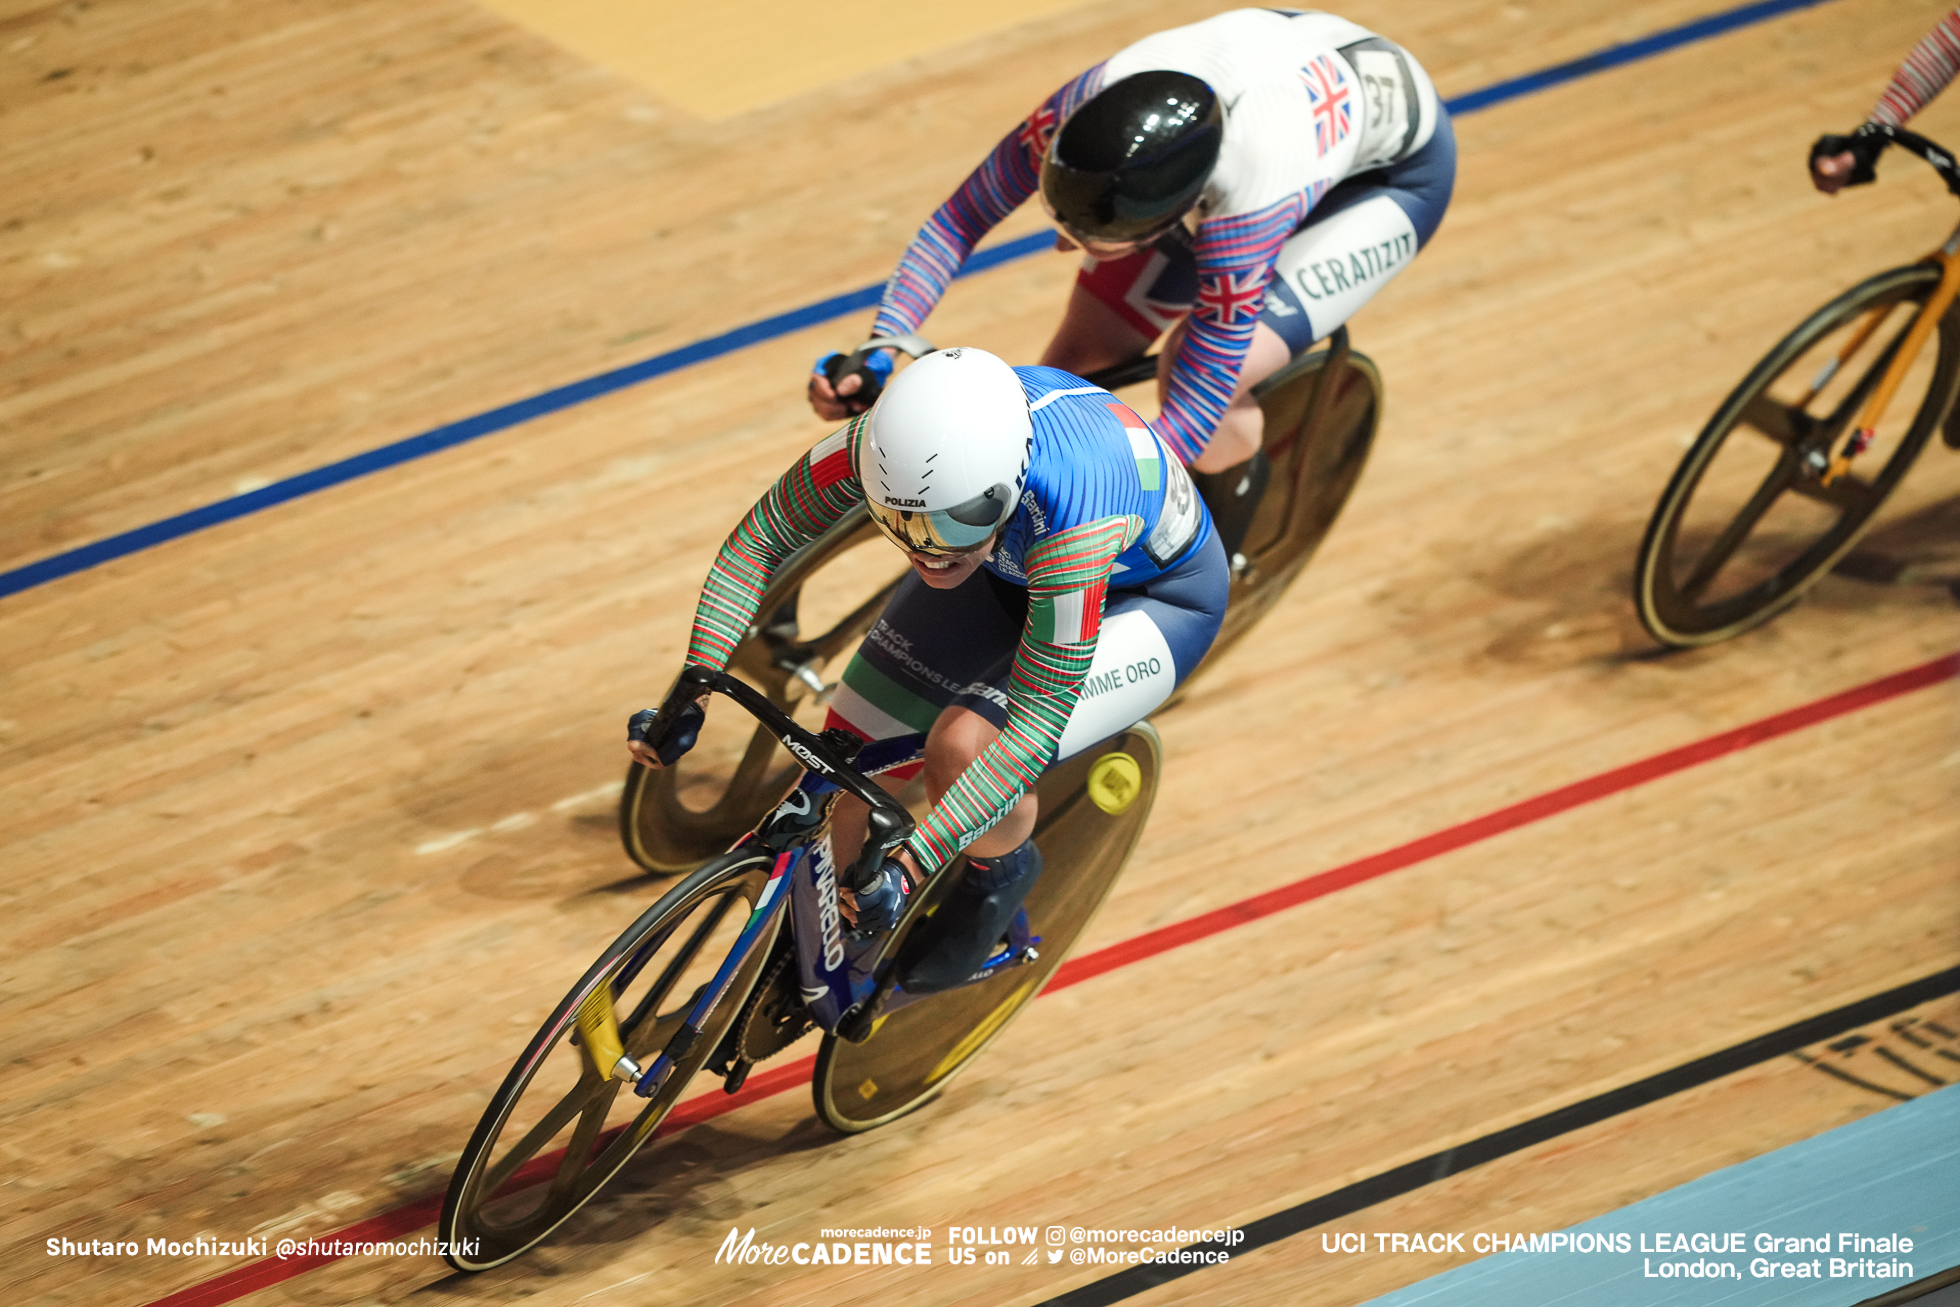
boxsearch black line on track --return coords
[1872,1045,1949,1087]
[1034,965,1960,1307]
[1793,1053,1917,1103]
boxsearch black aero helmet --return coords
[1040,70,1223,247]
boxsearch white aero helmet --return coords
[859,346,1033,555]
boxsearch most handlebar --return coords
[1850,124,1960,197]
[649,664,917,890]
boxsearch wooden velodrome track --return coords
[4,0,1958,1304]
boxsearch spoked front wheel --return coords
[441,850,776,1270]
[812,724,1162,1133]
[619,507,904,872]
[1635,264,1957,647]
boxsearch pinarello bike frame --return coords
[613,666,1040,1100]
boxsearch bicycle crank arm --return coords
[773,654,834,701]
[631,1052,678,1099]
[835,966,901,1045]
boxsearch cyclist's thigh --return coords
[829,534,1226,765]
[1054,530,1228,760]
[823,569,1020,768]
[1260,115,1458,353]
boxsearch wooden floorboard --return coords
[1,1,1955,1305]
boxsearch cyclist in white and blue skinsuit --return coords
[809,8,1454,554]
[826,363,1224,779]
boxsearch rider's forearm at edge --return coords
[682,420,866,669]
[868,69,1103,344]
[907,516,1133,873]
[1869,8,1960,127]
[1152,200,1305,463]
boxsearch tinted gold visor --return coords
[866,486,1012,556]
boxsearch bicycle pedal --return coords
[722,1058,754,1095]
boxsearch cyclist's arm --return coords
[904,514,1136,873]
[683,419,867,669]
[1152,198,1307,464]
[1871,8,1960,126]
[868,65,1106,341]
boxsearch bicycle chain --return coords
[734,943,816,1063]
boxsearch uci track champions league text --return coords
[1317,1227,1920,1288]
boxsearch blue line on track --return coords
[1443,0,1838,114]
[0,0,1841,602]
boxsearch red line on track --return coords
[141,651,1957,1307]
[1048,651,1960,992]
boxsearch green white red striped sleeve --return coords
[683,420,865,669]
[906,513,1140,872]
[1871,9,1960,126]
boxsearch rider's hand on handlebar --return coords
[1811,149,1857,194]
[626,699,706,768]
[841,856,914,936]
[1809,128,1886,195]
[837,847,920,929]
[808,350,894,421]
[807,364,859,422]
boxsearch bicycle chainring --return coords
[735,945,816,1063]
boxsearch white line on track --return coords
[415,780,624,854]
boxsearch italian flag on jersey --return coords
[1108,401,1161,492]
[809,424,855,488]
[1029,576,1108,645]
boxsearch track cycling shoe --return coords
[899,838,1043,994]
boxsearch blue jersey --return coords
[984,366,1210,589]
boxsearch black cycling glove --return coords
[816,349,894,414]
[849,859,912,936]
[627,700,705,766]
[1810,125,1888,187]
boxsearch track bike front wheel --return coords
[619,506,904,872]
[811,723,1162,1133]
[1635,264,1957,647]
[441,849,777,1269]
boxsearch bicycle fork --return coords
[1822,238,1960,484]
[570,853,796,1098]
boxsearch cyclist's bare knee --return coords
[923,706,1000,796]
